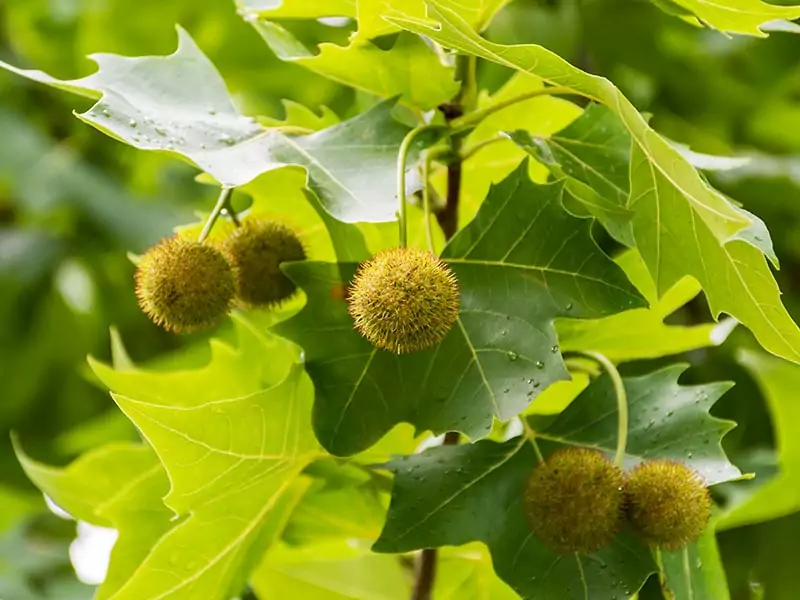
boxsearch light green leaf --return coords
[557,250,735,362]
[13,441,175,600]
[658,513,731,600]
[235,0,356,18]
[85,319,320,599]
[252,541,410,599]
[629,141,800,365]
[277,165,644,456]
[0,30,420,223]
[719,350,800,529]
[387,2,750,243]
[657,0,800,37]
[435,544,519,600]
[248,20,458,111]
[356,0,513,39]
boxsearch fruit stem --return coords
[422,148,447,253]
[198,187,233,243]
[522,418,545,462]
[449,86,575,132]
[572,350,628,467]
[397,125,437,248]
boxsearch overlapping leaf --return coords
[374,365,739,598]
[386,1,800,365]
[76,319,320,599]
[0,30,420,222]
[508,100,799,365]
[276,164,644,456]
[652,0,800,37]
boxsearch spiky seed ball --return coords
[625,460,711,550]
[524,448,625,554]
[135,236,235,333]
[347,247,459,354]
[220,219,306,307]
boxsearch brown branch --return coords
[412,54,472,600]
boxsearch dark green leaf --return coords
[276,164,644,455]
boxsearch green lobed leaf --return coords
[653,0,800,37]
[511,100,799,366]
[276,164,644,456]
[0,30,420,223]
[374,365,739,598]
[13,441,175,600]
[718,350,800,529]
[247,20,458,110]
[83,319,319,599]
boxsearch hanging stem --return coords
[422,148,448,253]
[397,125,438,248]
[198,187,233,243]
[450,85,575,132]
[571,350,628,467]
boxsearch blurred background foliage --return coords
[2,0,800,597]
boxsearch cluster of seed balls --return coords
[135,218,307,332]
[136,223,462,350]
[524,448,711,555]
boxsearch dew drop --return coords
[155,127,167,136]
[646,419,655,429]
[535,361,544,369]
[501,330,508,336]
[185,561,197,571]
[666,410,675,417]
[533,380,540,388]
[508,351,519,361]
[208,107,217,115]
[101,109,110,117]
[169,553,180,566]
[129,119,137,127]
[551,345,559,353]
[503,388,510,394]
[687,452,693,459]
[565,302,573,311]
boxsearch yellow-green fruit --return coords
[347,247,460,354]
[524,448,625,554]
[135,236,235,333]
[221,219,306,307]
[625,460,710,550]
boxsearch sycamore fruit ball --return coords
[524,448,625,554]
[135,237,235,333]
[625,460,710,550]
[221,219,306,307]
[347,247,459,354]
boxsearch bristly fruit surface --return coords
[625,459,711,550]
[221,218,306,307]
[347,246,460,354]
[524,447,625,554]
[135,236,236,333]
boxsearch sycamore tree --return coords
[4,1,800,599]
